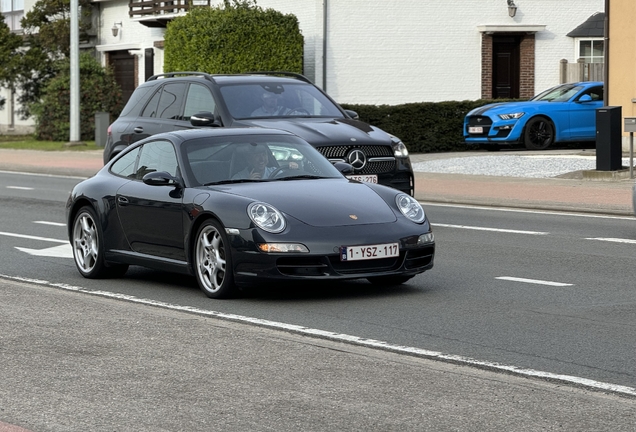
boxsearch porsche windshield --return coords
[183,135,344,186]
[219,82,344,119]
[531,84,583,102]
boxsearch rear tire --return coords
[524,117,554,150]
[71,206,128,278]
[194,219,236,299]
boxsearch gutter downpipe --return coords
[322,0,327,91]
[603,0,609,106]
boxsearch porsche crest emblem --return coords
[349,215,358,220]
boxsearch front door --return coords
[493,36,520,99]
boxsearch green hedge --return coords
[164,2,303,74]
[341,99,517,153]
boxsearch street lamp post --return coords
[69,0,80,143]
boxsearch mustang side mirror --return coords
[577,94,593,103]
[333,161,354,175]
[190,111,222,127]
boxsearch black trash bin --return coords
[596,106,622,171]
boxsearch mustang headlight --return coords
[395,194,425,223]
[248,202,286,233]
[498,112,525,120]
[390,136,409,158]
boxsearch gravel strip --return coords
[412,155,632,178]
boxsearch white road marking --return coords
[0,273,633,397]
[421,202,636,221]
[585,237,636,244]
[434,223,548,235]
[496,276,573,287]
[0,169,87,180]
[6,186,34,190]
[34,221,66,227]
[16,244,73,258]
[0,231,67,243]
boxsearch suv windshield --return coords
[219,82,345,119]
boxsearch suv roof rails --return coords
[146,71,215,82]
[245,71,312,84]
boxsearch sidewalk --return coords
[0,148,634,216]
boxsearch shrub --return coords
[341,99,519,153]
[31,53,122,141]
[164,0,303,74]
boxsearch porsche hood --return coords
[219,179,398,227]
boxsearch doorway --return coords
[492,36,520,99]
[108,50,136,106]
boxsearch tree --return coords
[0,15,23,110]
[30,53,122,141]
[164,0,303,74]
[10,0,93,119]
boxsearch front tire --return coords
[72,206,128,278]
[194,219,236,299]
[524,117,554,150]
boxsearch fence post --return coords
[560,59,567,84]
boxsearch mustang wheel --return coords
[524,117,554,150]
[194,219,236,299]
[72,206,128,278]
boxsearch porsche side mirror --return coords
[143,171,181,186]
[191,111,222,127]
[333,161,354,175]
[344,109,359,120]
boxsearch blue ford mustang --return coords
[464,81,604,150]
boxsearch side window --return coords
[157,83,186,120]
[586,86,603,101]
[110,146,141,178]
[134,140,179,179]
[141,88,162,118]
[184,83,216,120]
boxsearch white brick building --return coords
[1,0,605,133]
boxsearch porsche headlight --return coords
[395,194,425,223]
[248,202,286,233]
[390,136,409,158]
[498,112,525,120]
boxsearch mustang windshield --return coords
[531,84,583,102]
[219,82,344,119]
[183,135,344,186]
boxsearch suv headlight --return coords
[390,137,409,158]
[248,202,286,233]
[498,112,525,120]
[395,194,425,223]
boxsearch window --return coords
[183,83,216,121]
[135,140,178,179]
[577,38,604,63]
[1,0,23,32]
[110,146,141,178]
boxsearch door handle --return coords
[133,126,144,134]
[117,196,129,205]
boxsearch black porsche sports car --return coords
[67,128,435,298]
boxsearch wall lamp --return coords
[507,0,517,17]
[112,21,122,37]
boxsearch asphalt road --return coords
[1,170,636,430]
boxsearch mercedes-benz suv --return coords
[103,72,414,195]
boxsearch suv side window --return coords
[184,83,216,121]
[135,140,179,179]
[140,83,186,119]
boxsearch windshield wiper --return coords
[277,175,324,181]
[203,179,267,186]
